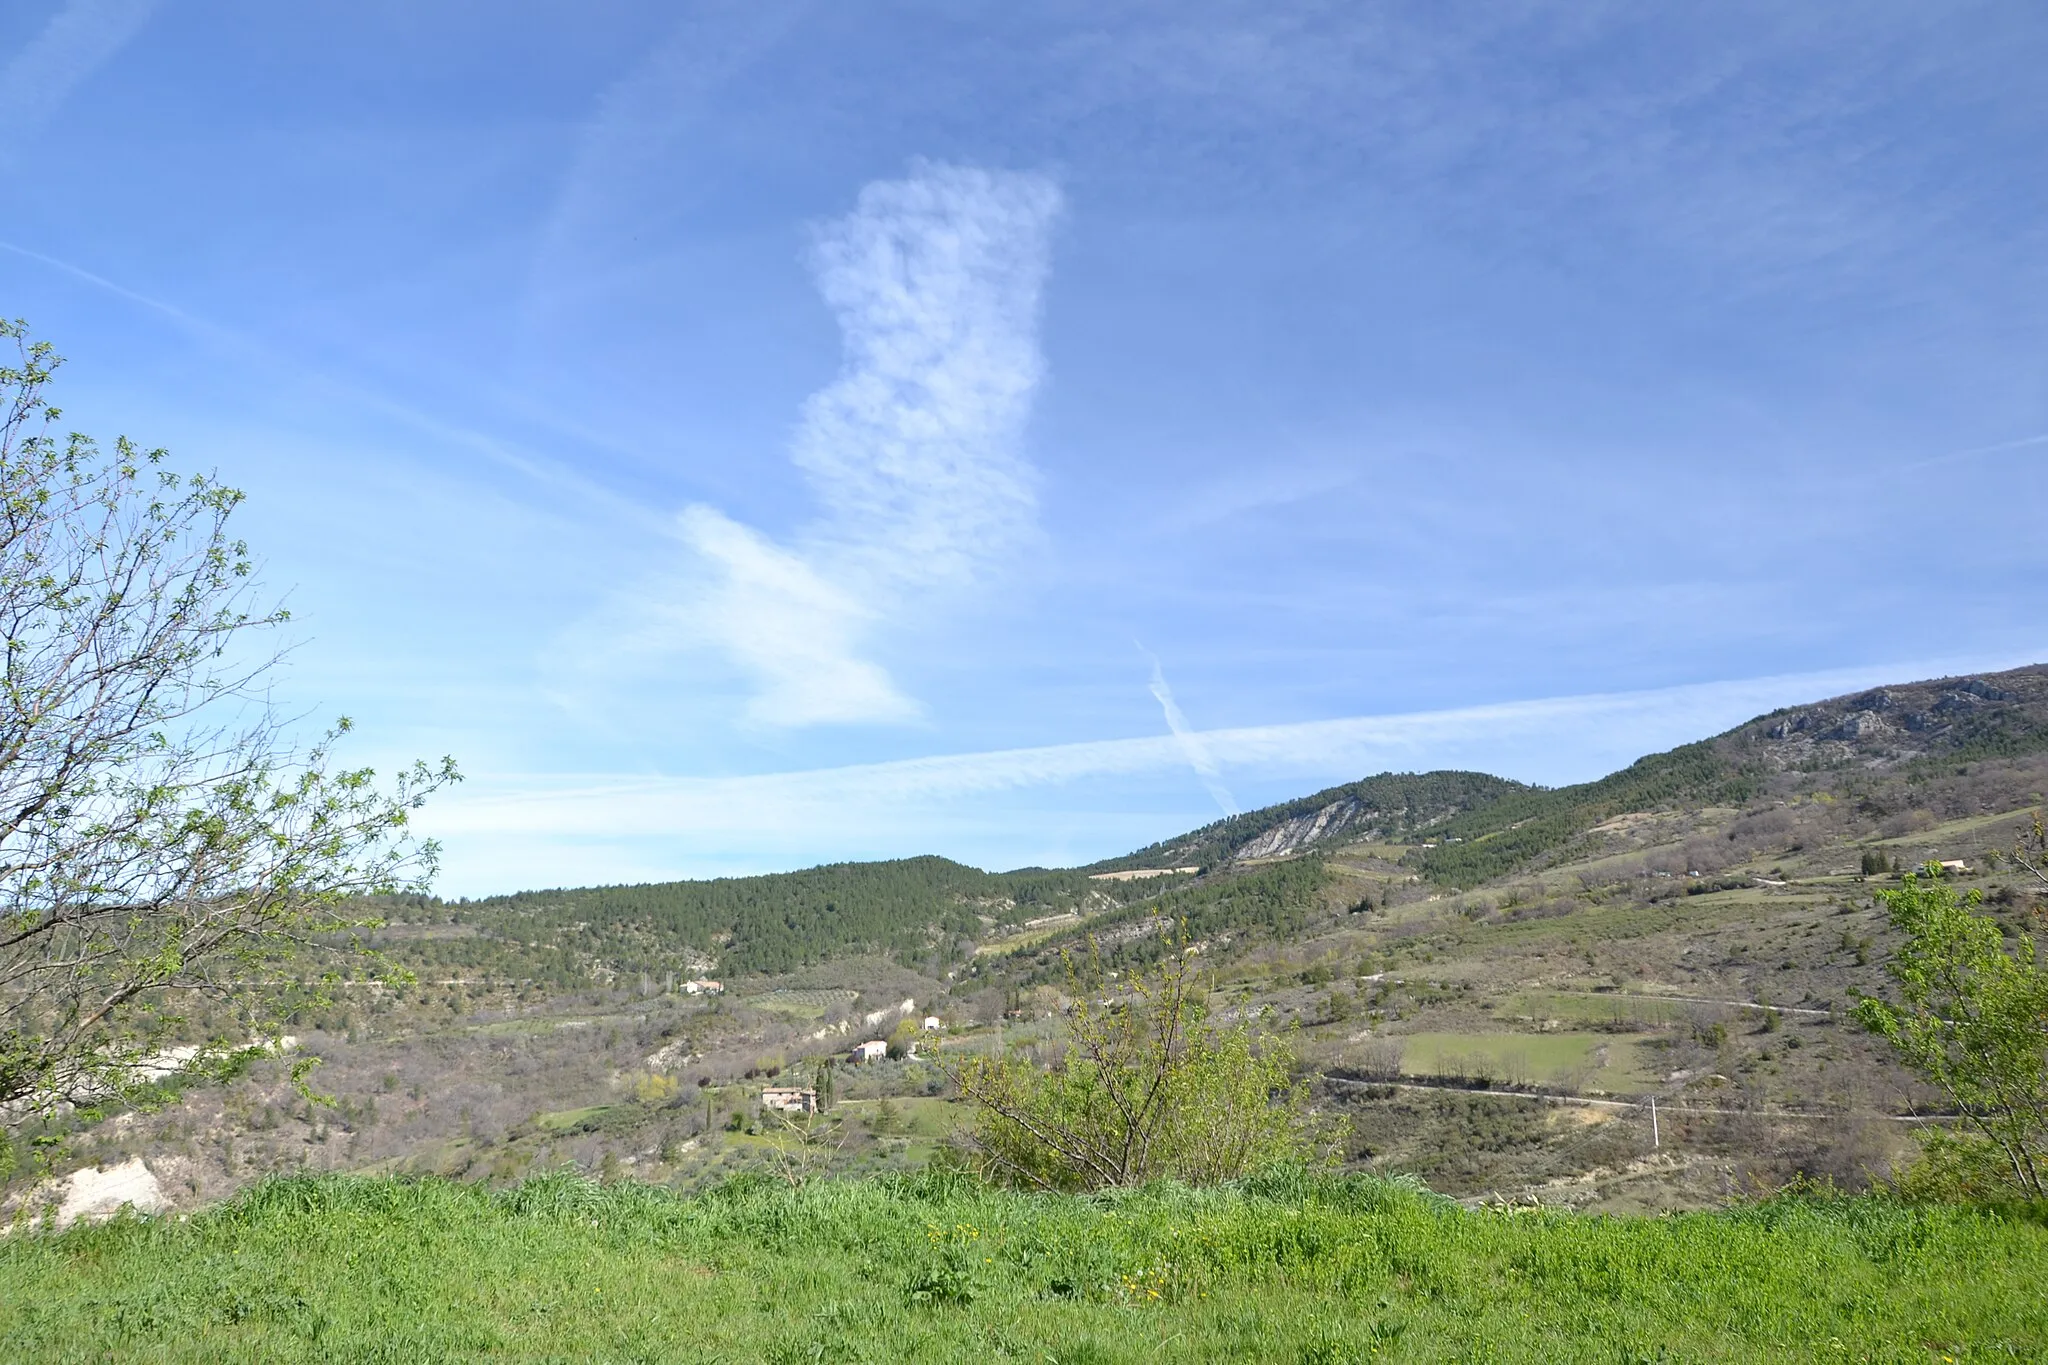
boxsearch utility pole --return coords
[1650,1095,1660,1149]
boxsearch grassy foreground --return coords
[1,1171,2043,1363]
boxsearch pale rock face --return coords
[644,1039,698,1071]
[54,1158,167,1228]
[1232,797,1365,861]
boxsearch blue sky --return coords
[3,2,2045,895]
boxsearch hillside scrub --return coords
[953,946,1313,1190]
[1419,742,1751,887]
[1008,859,1334,985]
[1,1170,2044,1361]
[1416,669,2048,889]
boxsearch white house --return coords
[850,1040,887,1063]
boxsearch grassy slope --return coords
[2,1172,2041,1363]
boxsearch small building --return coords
[850,1040,887,1063]
[682,979,724,995]
[1937,860,1972,876]
[760,1086,818,1115]
[921,1015,943,1031]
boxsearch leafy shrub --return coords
[1855,868,2048,1198]
[904,1252,983,1307]
[1890,1129,2037,1204]
[952,939,1315,1190]
[633,1074,680,1105]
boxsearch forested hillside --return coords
[374,667,2048,983]
[1417,742,1753,886]
[399,857,1162,978]
[1004,856,1339,985]
[1091,770,1528,873]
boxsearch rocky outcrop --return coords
[1735,665,2048,772]
[1232,797,1371,860]
[4,1158,169,1232]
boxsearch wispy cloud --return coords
[523,2,805,329]
[1141,647,1238,816]
[590,162,1063,727]
[0,241,658,539]
[0,238,207,331]
[671,505,913,726]
[0,0,158,147]
[791,164,1058,591]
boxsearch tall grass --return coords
[0,1169,2042,1361]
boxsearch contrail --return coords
[1897,432,2048,473]
[0,241,663,535]
[0,239,218,334]
[1139,645,1239,817]
[0,0,161,153]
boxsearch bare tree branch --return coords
[0,323,457,1124]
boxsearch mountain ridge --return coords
[75,660,2048,1213]
[394,662,2048,978]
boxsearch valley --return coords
[13,664,2048,1222]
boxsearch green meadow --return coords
[1,1171,2042,1363]
[1395,1031,1649,1088]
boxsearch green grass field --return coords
[1505,991,1693,1029]
[1394,1031,1650,1089]
[1,1171,2042,1362]
[833,1096,962,1139]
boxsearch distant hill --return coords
[1727,666,2048,769]
[388,663,2048,978]
[417,857,1163,979]
[1066,663,2048,891]
[1420,663,2048,886]
[143,661,2048,1216]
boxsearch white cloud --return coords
[675,505,915,726]
[0,0,158,144]
[791,163,1058,588]
[609,162,1062,727]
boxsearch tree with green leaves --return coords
[2006,811,2048,899]
[813,1057,835,1110]
[1854,864,2048,1199]
[0,322,456,1127]
[949,932,1314,1191]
